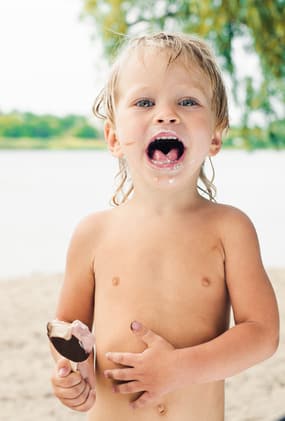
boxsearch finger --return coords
[77,353,96,389]
[60,381,89,407]
[130,391,154,409]
[52,377,86,400]
[76,388,96,412]
[130,321,162,347]
[57,357,73,377]
[113,380,143,394]
[105,351,140,367]
[52,369,82,388]
[104,368,136,381]
[60,382,96,412]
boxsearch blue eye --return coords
[135,99,154,108]
[179,98,198,107]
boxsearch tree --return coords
[81,0,285,139]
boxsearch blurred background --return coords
[0,0,284,276]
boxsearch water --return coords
[0,150,117,279]
[0,150,284,278]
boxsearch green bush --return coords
[72,124,99,138]
[0,112,100,139]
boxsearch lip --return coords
[145,130,186,171]
[147,159,185,171]
[146,130,183,148]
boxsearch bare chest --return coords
[94,221,229,348]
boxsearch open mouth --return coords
[146,136,185,169]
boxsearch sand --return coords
[1,269,284,421]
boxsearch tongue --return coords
[153,148,179,162]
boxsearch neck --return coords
[126,182,205,216]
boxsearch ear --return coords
[209,129,222,157]
[104,121,123,158]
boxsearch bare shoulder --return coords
[208,202,265,272]
[64,208,116,284]
[71,208,115,245]
[206,202,257,236]
[202,201,261,260]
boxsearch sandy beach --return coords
[1,269,284,421]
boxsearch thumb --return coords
[130,321,163,347]
[57,358,72,377]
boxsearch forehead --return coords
[115,46,212,96]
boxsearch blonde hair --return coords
[93,32,229,206]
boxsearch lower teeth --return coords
[151,159,182,169]
[151,159,172,165]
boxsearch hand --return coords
[104,321,180,409]
[51,357,96,412]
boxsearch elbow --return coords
[263,329,279,359]
[268,334,279,357]
[253,322,280,361]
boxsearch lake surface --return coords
[0,150,284,278]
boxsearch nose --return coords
[156,116,179,124]
[155,107,180,124]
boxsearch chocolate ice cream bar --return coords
[47,319,96,373]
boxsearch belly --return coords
[93,274,229,412]
[89,378,225,421]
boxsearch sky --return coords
[0,0,107,117]
[0,0,263,123]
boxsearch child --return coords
[50,32,279,420]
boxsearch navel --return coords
[201,277,211,287]
[112,276,120,286]
[157,403,167,416]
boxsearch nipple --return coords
[201,277,211,287]
[112,276,120,286]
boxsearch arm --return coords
[56,214,97,328]
[104,208,279,408]
[183,208,279,379]
[50,214,99,411]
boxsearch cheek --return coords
[191,114,214,146]
[191,128,212,153]
[116,122,142,147]
[114,128,141,160]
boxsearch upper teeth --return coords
[155,136,178,140]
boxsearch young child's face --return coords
[105,47,222,189]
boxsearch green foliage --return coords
[223,119,285,150]
[73,123,99,138]
[0,112,101,140]
[81,0,285,147]
[0,137,106,150]
[81,0,285,79]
